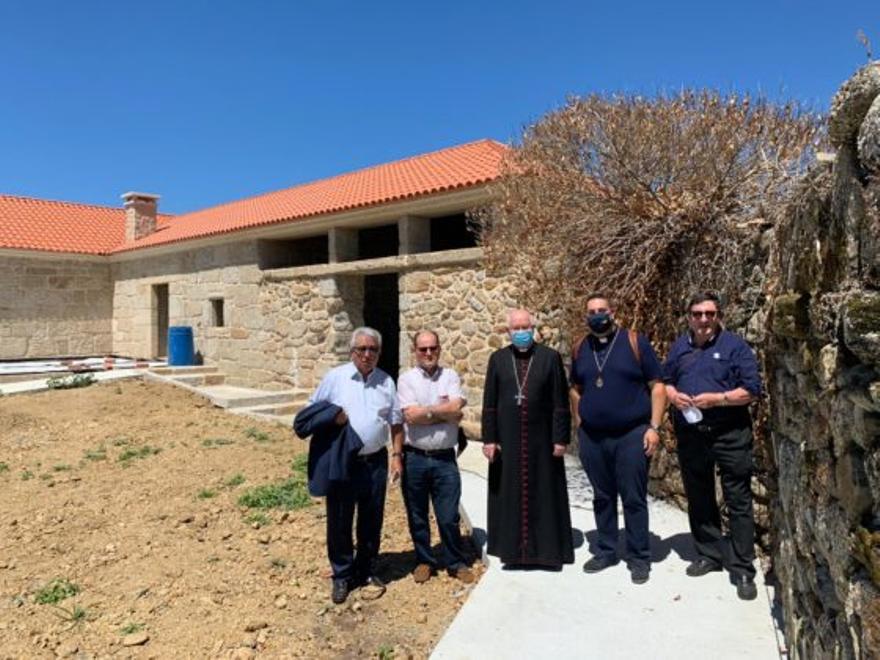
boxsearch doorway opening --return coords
[362,273,399,380]
[152,284,169,358]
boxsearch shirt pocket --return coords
[708,355,732,383]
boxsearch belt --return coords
[355,448,388,463]
[404,446,455,458]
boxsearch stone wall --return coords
[766,63,880,658]
[400,265,517,429]
[0,255,112,358]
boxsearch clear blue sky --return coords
[1,1,878,214]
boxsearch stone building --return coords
[0,140,517,414]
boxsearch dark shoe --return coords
[629,563,650,584]
[736,575,757,601]
[413,563,433,584]
[582,555,619,573]
[331,578,349,604]
[685,558,723,577]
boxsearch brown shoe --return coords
[451,567,475,584]
[413,563,433,584]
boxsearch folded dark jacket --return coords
[293,400,364,496]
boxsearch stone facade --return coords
[765,63,880,659]
[0,254,112,358]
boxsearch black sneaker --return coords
[735,575,758,601]
[629,563,650,584]
[685,558,723,577]
[331,578,349,604]
[582,555,619,573]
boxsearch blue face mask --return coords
[587,312,613,335]
[511,329,534,350]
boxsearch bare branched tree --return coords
[472,91,824,344]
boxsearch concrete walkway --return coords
[432,450,784,660]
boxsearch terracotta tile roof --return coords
[118,139,507,253]
[0,139,507,256]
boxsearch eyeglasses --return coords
[690,310,718,319]
[416,346,440,354]
[353,346,380,355]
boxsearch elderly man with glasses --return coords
[308,326,404,604]
[397,330,474,584]
[662,292,762,601]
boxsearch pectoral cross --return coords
[515,393,525,406]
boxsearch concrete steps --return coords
[145,365,309,426]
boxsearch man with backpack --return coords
[570,293,667,584]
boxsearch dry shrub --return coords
[472,91,824,342]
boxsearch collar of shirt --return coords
[687,329,720,349]
[348,363,380,385]
[416,365,443,381]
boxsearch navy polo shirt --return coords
[570,330,662,434]
[662,329,762,427]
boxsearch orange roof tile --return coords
[0,139,507,256]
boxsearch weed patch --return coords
[46,374,96,390]
[20,469,33,481]
[34,578,79,605]
[225,473,246,487]
[118,445,161,464]
[0,462,8,473]
[120,622,144,635]
[197,488,217,499]
[53,463,72,472]
[83,447,107,461]
[244,427,272,443]
[238,477,310,511]
[245,512,271,528]
[202,437,235,448]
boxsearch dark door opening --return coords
[362,274,399,380]
[153,284,169,358]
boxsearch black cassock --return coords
[481,343,574,566]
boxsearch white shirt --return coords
[397,366,466,451]
[309,362,403,455]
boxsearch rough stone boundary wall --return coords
[767,63,880,659]
[0,255,112,358]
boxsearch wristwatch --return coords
[648,423,661,433]
[426,409,434,421]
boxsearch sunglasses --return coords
[690,310,718,319]
[353,346,380,355]
[416,346,440,354]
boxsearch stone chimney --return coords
[122,191,160,241]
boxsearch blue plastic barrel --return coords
[167,326,195,366]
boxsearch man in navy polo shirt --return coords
[662,291,762,601]
[570,293,666,584]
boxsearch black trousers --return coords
[676,422,755,578]
[325,448,388,581]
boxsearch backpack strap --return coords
[627,329,641,366]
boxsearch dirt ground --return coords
[0,379,481,659]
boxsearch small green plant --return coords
[46,374,96,390]
[206,556,220,564]
[202,437,235,448]
[245,512,271,528]
[377,644,395,660]
[197,488,217,500]
[20,469,34,481]
[52,604,88,624]
[120,622,144,635]
[225,473,246,488]
[238,477,311,511]
[53,463,72,472]
[112,437,130,447]
[83,447,107,461]
[269,557,287,569]
[118,445,161,464]
[291,454,308,476]
[244,427,271,443]
[0,462,8,473]
[34,578,79,605]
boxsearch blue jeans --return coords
[325,449,388,581]
[579,425,650,565]
[402,449,468,570]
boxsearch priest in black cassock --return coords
[481,309,574,568]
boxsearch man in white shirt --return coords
[309,326,404,604]
[397,330,474,584]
